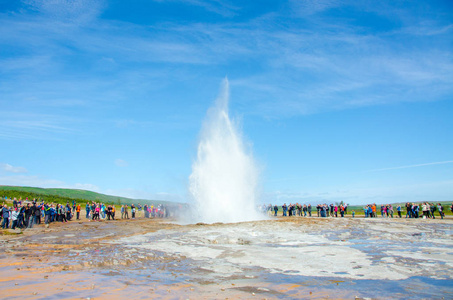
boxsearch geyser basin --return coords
[188,79,263,223]
[114,218,453,299]
[118,218,453,281]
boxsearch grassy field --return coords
[0,185,175,207]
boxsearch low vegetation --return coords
[0,186,174,207]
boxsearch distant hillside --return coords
[0,185,177,206]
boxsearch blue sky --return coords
[1,0,452,205]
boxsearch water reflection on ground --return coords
[113,218,453,299]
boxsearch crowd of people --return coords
[112,203,167,219]
[263,202,452,219]
[361,203,447,219]
[0,196,169,230]
[405,202,446,219]
[0,198,79,229]
[263,203,350,218]
[1,196,451,230]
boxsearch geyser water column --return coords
[189,79,263,223]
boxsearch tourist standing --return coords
[124,205,129,219]
[438,203,444,219]
[106,205,111,220]
[2,205,10,229]
[94,205,100,220]
[44,204,51,224]
[60,204,67,222]
[65,203,72,221]
[11,208,19,229]
[51,204,57,222]
[86,202,90,219]
[267,204,273,216]
[413,203,419,218]
[28,203,36,228]
[320,204,327,217]
[430,203,436,219]
[144,205,149,218]
[76,203,81,220]
[35,204,41,224]
[422,203,429,218]
[131,204,136,219]
[23,203,31,227]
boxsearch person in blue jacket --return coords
[44,204,51,224]
[50,205,57,222]
[86,202,91,219]
[2,205,10,229]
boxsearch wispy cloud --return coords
[262,179,453,205]
[114,159,129,168]
[104,188,184,202]
[152,0,240,17]
[289,0,340,16]
[24,0,105,24]
[0,173,175,202]
[366,160,453,172]
[230,25,453,116]
[2,0,451,121]
[0,163,28,173]
[0,174,66,188]
[0,174,100,192]
[73,183,101,192]
[0,112,79,140]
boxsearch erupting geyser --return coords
[189,79,263,223]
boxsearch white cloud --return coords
[0,173,179,202]
[73,183,101,192]
[0,112,80,140]
[0,163,28,173]
[152,0,240,17]
[366,160,453,172]
[0,174,65,187]
[24,0,105,24]
[2,1,450,122]
[266,179,453,205]
[0,174,100,192]
[104,188,184,202]
[114,159,129,167]
[290,0,340,16]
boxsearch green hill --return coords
[0,185,177,206]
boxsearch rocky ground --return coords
[0,216,452,299]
